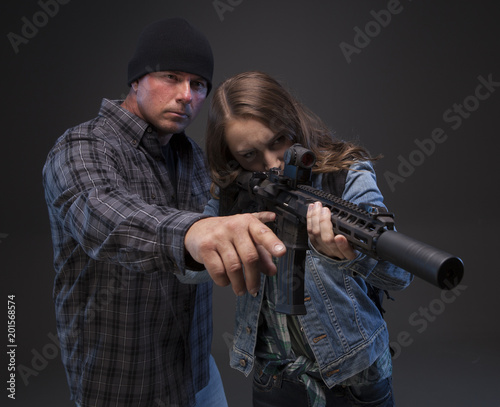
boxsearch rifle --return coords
[231,144,464,315]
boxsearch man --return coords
[43,18,284,407]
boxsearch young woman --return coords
[203,71,413,407]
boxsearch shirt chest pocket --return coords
[128,181,168,206]
[187,189,209,213]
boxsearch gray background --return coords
[1,0,499,406]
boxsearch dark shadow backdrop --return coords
[1,1,499,406]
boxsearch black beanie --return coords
[127,18,214,93]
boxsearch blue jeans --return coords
[195,354,228,407]
[252,369,394,407]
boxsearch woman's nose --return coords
[264,153,281,171]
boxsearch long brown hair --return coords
[205,71,378,188]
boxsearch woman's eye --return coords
[272,135,286,146]
[241,151,255,160]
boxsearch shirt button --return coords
[239,359,246,367]
[151,194,156,200]
[147,127,153,133]
[131,139,137,146]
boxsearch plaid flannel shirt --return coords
[42,99,212,407]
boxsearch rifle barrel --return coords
[376,230,464,289]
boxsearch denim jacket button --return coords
[239,359,246,367]
[326,369,340,377]
[246,326,252,334]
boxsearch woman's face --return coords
[225,118,294,172]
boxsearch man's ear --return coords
[131,81,139,92]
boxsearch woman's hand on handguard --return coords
[307,202,357,260]
[184,212,286,297]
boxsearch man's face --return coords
[132,71,208,136]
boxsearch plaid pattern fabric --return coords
[255,275,392,407]
[42,99,212,407]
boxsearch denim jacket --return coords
[188,161,412,387]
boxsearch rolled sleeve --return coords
[308,162,413,290]
[342,162,413,290]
